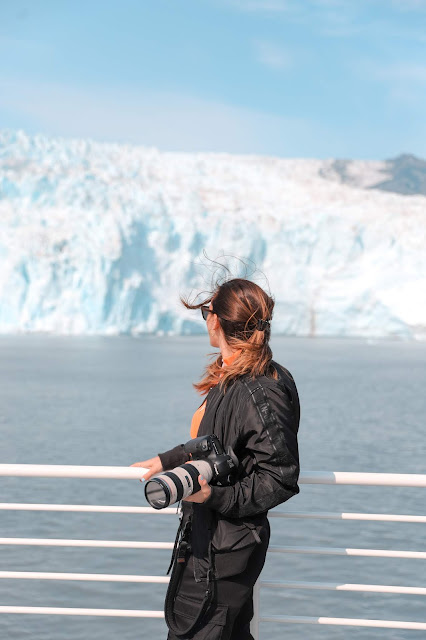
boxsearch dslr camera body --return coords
[144,435,238,509]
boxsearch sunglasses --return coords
[201,305,214,321]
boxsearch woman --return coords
[131,278,300,639]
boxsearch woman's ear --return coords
[213,314,221,331]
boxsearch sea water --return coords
[0,335,425,640]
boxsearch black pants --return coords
[166,519,270,640]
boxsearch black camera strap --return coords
[164,518,216,637]
[166,511,185,576]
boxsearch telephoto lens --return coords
[144,435,238,509]
[144,460,213,509]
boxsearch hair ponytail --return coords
[180,278,278,395]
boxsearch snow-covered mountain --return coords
[0,129,424,339]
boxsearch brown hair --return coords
[181,278,278,395]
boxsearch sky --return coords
[0,0,425,160]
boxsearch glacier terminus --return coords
[0,130,424,340]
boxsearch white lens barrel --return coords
[144,460,213,509]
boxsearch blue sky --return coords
[1,0,425,159]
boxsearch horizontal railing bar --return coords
[1,538,424,558]
[0,605,163,617]
[0,464,148,480]
[268,545,426,559]
[258,614,426,630]
[5,573,423,595]
[2,572,425,594]
[260,580,426,595]
[0,503,177,515]
[0,504,424,523]
[0,537,173,549]
[0,571,170,583]
[299,471,426,487]
[1,465,425,486]
[3,608,423,627]
[270,511,426,523]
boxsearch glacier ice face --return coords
[0,129,425,339]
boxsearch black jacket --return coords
[158,360,300,580]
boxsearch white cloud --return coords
[351,59,426,111]
[2,76,423,159]
[0,35,52,55]
[0,77,332,157]
[390,0,426,11]
[378,63,426,84]
[379,63,426,107]
[230,0,426,12]
[226,0,426,41]
[353,59,426,87]
[254,40,292,70]
[228,0,290,12]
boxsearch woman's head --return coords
[181,278,277,394]
[209,278,273,341]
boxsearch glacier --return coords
[0,129,425,339]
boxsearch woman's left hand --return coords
[183,475,211,503]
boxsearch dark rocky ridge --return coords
[372,154,426,196]
[319,154,426,196]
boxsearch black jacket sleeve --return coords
[204,381,300,518]
[158,444,190,471]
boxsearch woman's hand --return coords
[183,475,212,504]
[130,456,163,482]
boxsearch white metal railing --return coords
[0,464,425,637]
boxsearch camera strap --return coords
[166,514,185,576]
[164,517,216,637]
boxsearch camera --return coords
[144,435,238,509]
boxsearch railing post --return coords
[251,579,260,639]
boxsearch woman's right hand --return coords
[130,456,163,482]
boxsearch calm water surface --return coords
[0,335,425,640]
